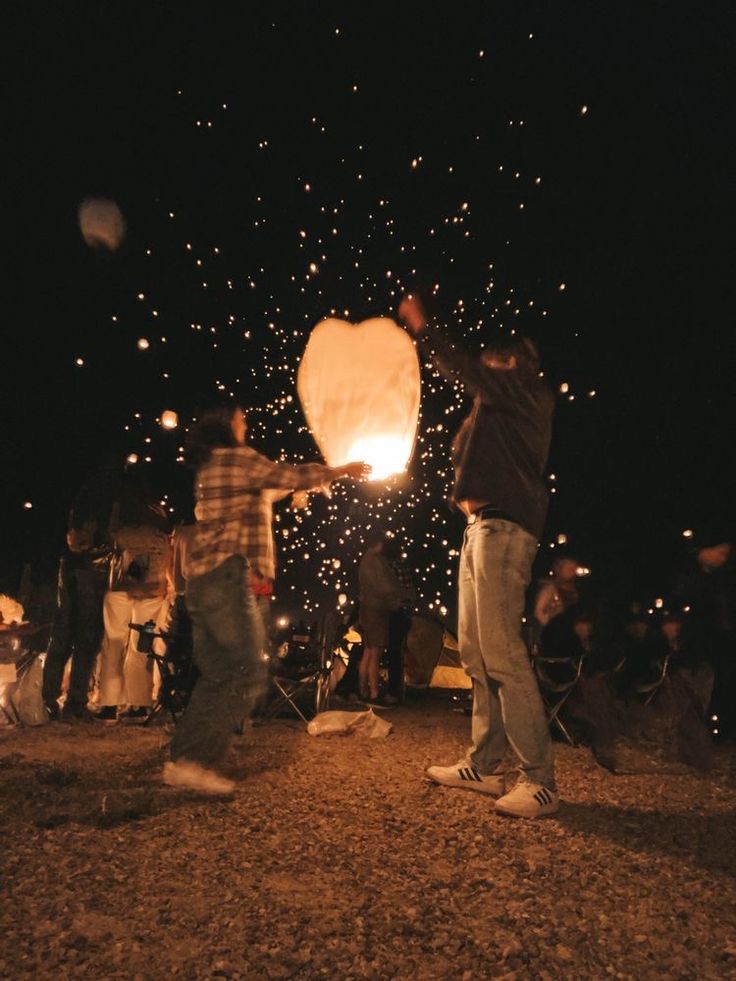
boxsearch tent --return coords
[404,616,471,690]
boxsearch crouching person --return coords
[164,403,369,795]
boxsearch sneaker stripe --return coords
[534,789,551,806]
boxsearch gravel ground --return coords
[1,692,735,980]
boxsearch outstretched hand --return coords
[398,293,428,336]
[340,461,372,480]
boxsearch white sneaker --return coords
[163,760,235,796]
[426,760,505,796]
[494,780,559,818]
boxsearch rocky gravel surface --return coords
[1,694,735,980]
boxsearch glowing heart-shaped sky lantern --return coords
[297,317,421,481]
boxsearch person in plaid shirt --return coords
[165,403,370,795]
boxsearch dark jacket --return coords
[673,556,736,662]
[420,322,555,539]
[358,551,414,614]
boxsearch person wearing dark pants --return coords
[42,553,107,721]
[386,609,411,703]
[383,538,416,703]
[163,403,369,795]
[43,453,145,722]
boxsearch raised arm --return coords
[398,294,523,403]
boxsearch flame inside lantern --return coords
[344,435,414,481]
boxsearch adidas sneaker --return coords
[494,780,559,818]
[426,760,505,796]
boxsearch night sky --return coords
[4,2,735,619]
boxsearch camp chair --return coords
[129,618,197,725]
[634,651,673,705]
[524,622,587,745]
[258,616,335,724]
[532,650,586,745]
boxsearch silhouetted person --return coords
[383,537,417,704]
[42,455,133,721]
[357,533,414,707]
[673,534,735,738]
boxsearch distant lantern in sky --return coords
[160,410,178,430]
[78,197,126,251]
[297,317,420,481]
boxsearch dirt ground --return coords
[1,693,735,980]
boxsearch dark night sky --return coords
[3,1,735,616]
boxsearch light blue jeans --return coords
[458,518,555,789]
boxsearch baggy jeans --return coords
[458,518,555,789]
[170,555,264,768]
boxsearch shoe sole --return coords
[426,773,504,796]
[494,803,560,818]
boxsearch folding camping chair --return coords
[634,650,673,705]
[257,615,335,724]
[524,621,587,746]
[129,616,197,725]
[532,651,587,745]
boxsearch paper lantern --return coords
[297,317,420,481]
[160,410,178,430]
[78,197,126,251]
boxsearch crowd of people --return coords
[36,407,368,795]
[20,292,735,816]
[526,543,735,764]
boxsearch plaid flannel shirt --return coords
[188,447,333,581]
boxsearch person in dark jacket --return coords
[399,293,557,817]
[42,455,131,722]
[673,533,735,738]
[383,536,417,704]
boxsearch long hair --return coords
[185,404,240,469]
